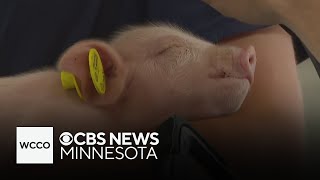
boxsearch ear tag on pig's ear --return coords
[88,48,106,95]
[60,71,84,100]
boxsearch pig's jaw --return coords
[103,76,252,127]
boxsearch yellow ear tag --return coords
[61,71,83,99]
[88,48,106,95]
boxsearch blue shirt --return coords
[0,0,278,76]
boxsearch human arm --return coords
[203,0,320,62]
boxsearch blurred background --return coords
[297,59,320,169]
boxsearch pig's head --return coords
[57,24,256,129]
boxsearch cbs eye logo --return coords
[59,132,73,146]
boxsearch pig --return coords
[0,23,256,132]
[0,23,257,177]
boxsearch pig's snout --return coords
[210,45,257,84]
[238,46,256,84]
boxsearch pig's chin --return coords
[216,76,251,86]
[212,78,250,115]
[185,79,250,120]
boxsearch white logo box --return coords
[16,127,53,164]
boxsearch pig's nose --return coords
[239,46,256,84]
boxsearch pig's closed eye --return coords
[156,44,182,56]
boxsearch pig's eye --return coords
[156,44,182,56]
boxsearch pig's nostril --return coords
[238,45,256,82]
[249,56,254,65]
[247,46,256,66]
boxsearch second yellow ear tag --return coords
[89,48,106,95]
[61,71,83,99]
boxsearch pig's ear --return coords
[57,40,128,106]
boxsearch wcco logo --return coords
[16,127,53,164]
[19,141,51,149]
